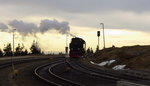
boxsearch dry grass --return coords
[89,45,150,70]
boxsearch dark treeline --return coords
[0,40,42,57]
[86,47,94,54]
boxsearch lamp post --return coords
[100,23,105,49]
[65,34,68,56]
[11,29,16,76]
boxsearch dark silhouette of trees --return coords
[86,47,94,57]
[30,41,41,54]
[15,43,28,56]
[95,45,99,53]
[0,49,3,57]
[23,49,28,55]
[0,41,42,56]
[87,48,90,54]
[3,43,13,56]
[15,43,24,56]
[91,48,93,53]
[86,47,94,54]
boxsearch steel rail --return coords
[48,62,85,86]
[34,60,63,86]
[66,58,150,86]
[0,57,49,69]
[66,58,119,80]
[76,59,143,81]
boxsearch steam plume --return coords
[39,19,70,34]
[0,19,76,37]
[9,20,38,35]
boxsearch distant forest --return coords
[0,41,42,57]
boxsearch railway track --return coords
[35,57,150,86]
[66,58,150,86]
[0,56,54,86]
[48,62,85,86]
[0,57,49,69]
[1,56,148,86]
[34,59,84,86]
[34,58,117,86]
[66,58,119,80]
[67,58,131,80]
[2,56,148,86]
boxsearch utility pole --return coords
[11,29,16,77]
[97,31,100,50]
[100,23,105,49]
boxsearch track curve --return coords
[34,58,84,86]
[35,58,116,86]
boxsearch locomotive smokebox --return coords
[69,37,86,58]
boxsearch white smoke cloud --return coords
[0,23,8,32]
[39,19,70,34]
[0,19,75,37]
[9,20,38,35]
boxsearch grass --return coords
[88,45,150,70]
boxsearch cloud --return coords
[0,0,150,33]
[0,23,8,31]
[0,0,150,13]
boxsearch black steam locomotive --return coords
[69,37,86,58]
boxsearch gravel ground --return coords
[13,60,51,86]
[0,57,59,86]
[0,67,12,86]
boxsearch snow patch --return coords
[90,60,126,70]
[98,61,109,66]
[97,60,116,66]
[90,61,95,64]
[108,60,116,65]
[112,65,126,70]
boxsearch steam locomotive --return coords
[69,37,86,58]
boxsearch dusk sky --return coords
[0,0,150,53]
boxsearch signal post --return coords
[97,31,100,50]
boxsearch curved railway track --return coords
[66,58,119,80]
[35,57,150,86]
[1,56,149,86]
[66,58,138,80]
[34,59,84,86]
[0,56,53,86]
[0,57,49,69]
[66,58,150,85]
[48,62,85,86]
[34,58,117,86]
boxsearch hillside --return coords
[88,45,150,70]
